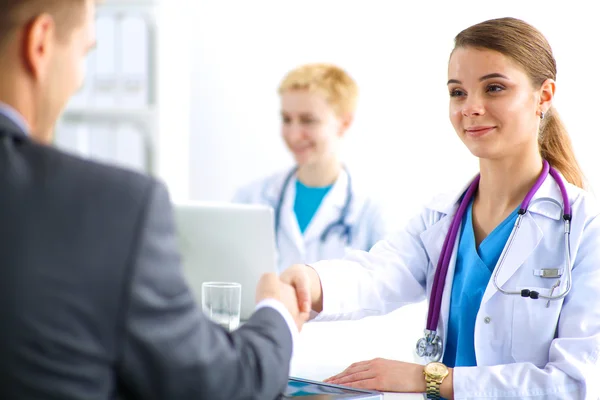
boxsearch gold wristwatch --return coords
[423,362,449,399]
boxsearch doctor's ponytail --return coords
[454,17,585,189]
[539,107,584,188]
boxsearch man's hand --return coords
[279,281,309,331]
[256,272,309,331]
[256,272,282,303]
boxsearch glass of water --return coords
[201,282,242,332]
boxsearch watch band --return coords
[425,379,441,399]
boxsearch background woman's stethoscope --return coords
[416,160,573,362]
[274,166,353,246]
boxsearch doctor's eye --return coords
[300,117,318,125]
[449,89,466,98]
[486,84,505,93]
[281,116,292,124]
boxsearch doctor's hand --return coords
[256,272,309,331]
[280,264,323,313]
[324,358,453,397]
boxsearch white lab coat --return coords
[310,173,600,399]
[233,168,389,272]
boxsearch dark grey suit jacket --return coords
[0,114,293,399]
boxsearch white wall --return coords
[189,0,600,228]
[156,0,192,201]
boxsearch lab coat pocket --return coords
[511,286,562,367]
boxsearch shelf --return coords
[58,0,160,176]
[61,107,157,123]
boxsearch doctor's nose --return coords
[461,100,485,117]
[283,123,304,139]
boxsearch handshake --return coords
[255,264,320,331]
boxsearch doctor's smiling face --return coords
[280,89,351,166]
[447,47,554,161]
[278,63,357,169]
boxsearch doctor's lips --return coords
[465,126,496,137]
[291,144,314,153]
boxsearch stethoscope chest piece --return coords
[416,329,443,362]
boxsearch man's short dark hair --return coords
[0,0,88,50]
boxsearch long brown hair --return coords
[453,17,584,188]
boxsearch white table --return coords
[289,302,428,399]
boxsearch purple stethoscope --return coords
[416,160,573,362]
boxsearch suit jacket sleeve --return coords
[116,181,293,400]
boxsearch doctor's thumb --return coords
[280,264,313,313]
[293,272,312,313]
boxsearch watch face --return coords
[425,362,448,377]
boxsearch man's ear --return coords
[23,14,56,81]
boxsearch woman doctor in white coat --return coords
[234,63,388,272]
[280,18,600,399]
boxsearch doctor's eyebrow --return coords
[447,73,510,85]
[280,111,317,119]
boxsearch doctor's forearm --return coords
[305,265,324,313]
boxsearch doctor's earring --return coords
[540,111,545,120]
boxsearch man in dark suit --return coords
[0,1,311,399]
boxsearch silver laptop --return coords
[173,201,277,321]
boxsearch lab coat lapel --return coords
[420,213,455,277]
[302,170,349,245]
[279,174,306,255]
[263,175,282,208]
[421,208,460,342]
[420,176,473,271]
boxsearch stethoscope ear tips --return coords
[520,289,540,299]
